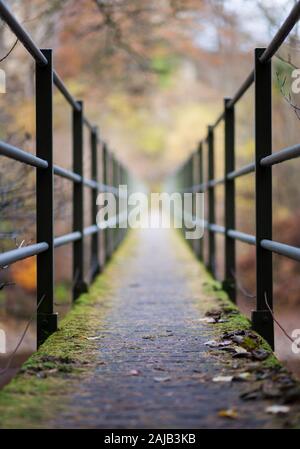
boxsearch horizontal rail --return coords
[208,177,225,188]
[260,143,300,167]
[212,111,225,129]
[83,225,99,236]
[54,232,81,248]
[0,2,86,115]
[260,2,300,63]
[0,140,48,168]
[224,2,300,111]
[83,117,94,131]
[227,229,256,245]
[53,72,81,111]
[190,183,206,193]
[205,70,255,129]
[82,179,127,197]
[83,178,99,190]
[0,1,47,66]
[227,162,255,180]
[226,71,254,109]
[208,223,225,234]
[0,242,48,267]
[261,239,300,262]
[184,162,255,190]
[203,224,254,242]
[53,165,81,183]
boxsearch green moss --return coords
[177,234,282,370]
[0,232,134,429]
[54,282,71,304]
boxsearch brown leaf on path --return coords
[218,408,238,419]
[251,349,270,361]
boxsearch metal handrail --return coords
[0,242,49,267]
[0,140,48,168]
[260,143,300,167]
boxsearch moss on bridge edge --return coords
[0,232,135,429]
[0,230,289,428]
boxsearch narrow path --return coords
[51,227,286,429]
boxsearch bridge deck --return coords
[0,227,299,428]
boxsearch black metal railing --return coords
[0,1,129,346]
[173,2,300,349]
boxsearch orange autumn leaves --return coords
[11,257,36,293]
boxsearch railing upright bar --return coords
[184,160,190,237]
[207,126,216,275]
[116,160,120,245]
[112,155,117,252]
[181,162,185,237]
[107,151,113,259]
[197,142,204,261]
[118,164,123,243]
[191,151,197,254]
[72,100,88,301]
[252,48,274,349]
[36,49,57,346]
[102,143,109,264]
[91,127,100,280]
[189,155,194,250]
[224,98,236,303]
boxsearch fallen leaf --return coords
[198,317,216,323]
[265,405,290,415]
[128,370,140,376]
[251,349,270,361]
[154,376,171,382]
[205,309,222,318]
[233,346,248,354]
[204,340,218,346]
[204,340,232,347]
[218,408,238,419]
[212,375,233,382]
[262,382,281,399]
[240,390,261,401]
[233,372,251,381]
[232,346,252,358]
[231,335,245,345]
[86,335,103,340]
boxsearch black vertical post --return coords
[91,126,100,280]
[72,100,88,301]
[224,98,236,303]
[108,152,113,258]
[207,126,215,275]
[197,142,204,261]
[112,155,116,253]
[121,163,128,242]
[118,163,123,244]
[36,49,57,346]
[183,161,189,237]
[102,143,109,264]
[252,48,274,349]
[116,160,121,246]
[190,154,195,250]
